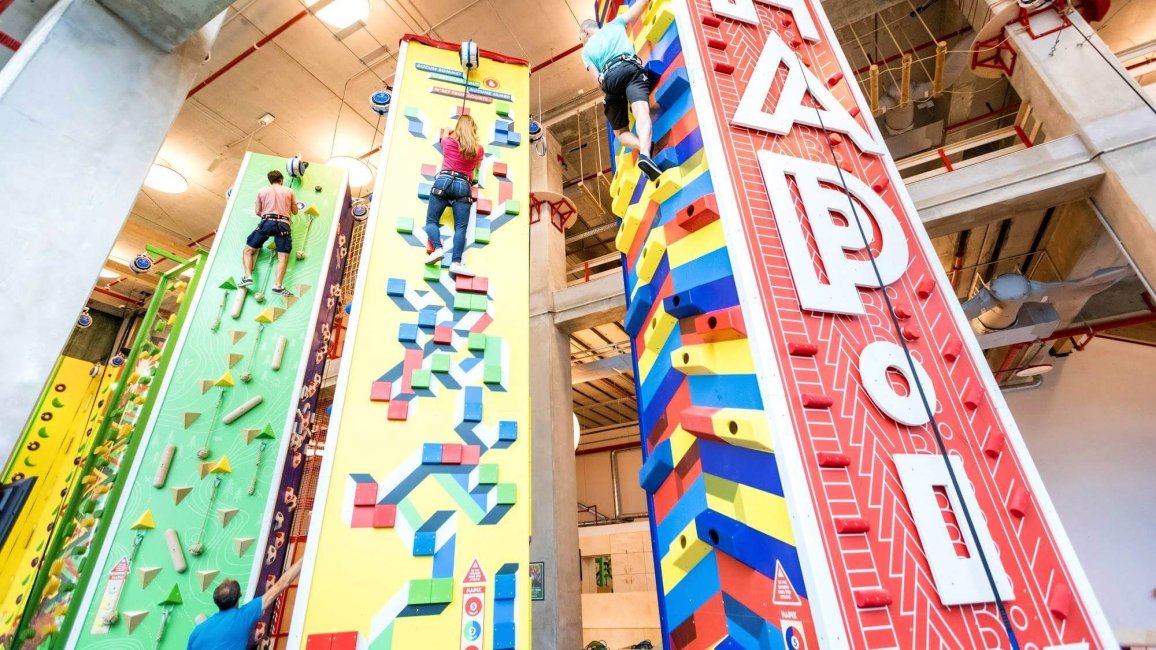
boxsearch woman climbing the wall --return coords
[423,114,483,277]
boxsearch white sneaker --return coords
[425,248,446,265]
[449,262,475,277]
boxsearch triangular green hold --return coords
[219,277,239,291]
[36,427,50,439]
[51,398,64,408]
[159,583,183,606]
[255,424,276,440]
[137,566,160,588]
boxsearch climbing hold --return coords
[196,569,219,591]
[209,456,233,474]
[171,486,192,505]
[199,380,214,394]
[218,508,239,527]
[184,412,200,429]
[122,611,149,634]
[153,445,176,487]
[255,307,285,324]
[256,424,276,440]
[164,529,187,573]
[234,537,256,556]
[130,510,155,530]
[231,330,246,344]
[137,567,160,588]
[219,277,239,291]
[215,371,235,388]
[304,205,320,216]
[159,583,183,606]
[223,396,264,424]
[227,353,243,368]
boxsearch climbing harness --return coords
[792,50,1023,650]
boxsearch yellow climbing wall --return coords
[0,357,116,647]
[290,37,531,650]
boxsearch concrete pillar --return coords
[528,127,583,649]
[1001,11,1156,290]
[0,0,221,466]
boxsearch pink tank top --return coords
[440,137,483,177]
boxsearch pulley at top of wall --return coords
[130,252,154,274]
[370,89,392,116]
[529,119,546,157]
[77,308,93,330]
[286,155,309,179]
[351,198,370,221]
[459,40,479,71]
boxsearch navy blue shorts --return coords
[246,218,292,254]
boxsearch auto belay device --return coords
[458,39,479,114]
[370,89,392,116]
[286,155,308,189]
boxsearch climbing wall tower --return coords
[289,36,531,650]
[605,0,1116,648]
[68,153,352,649]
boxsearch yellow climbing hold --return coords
[130,510,155,530]
[304,205,321,216]
[255,307,285,324]
[209,456,233,474]
[215,371,235,388]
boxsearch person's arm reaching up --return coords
[261,560,302,611]
[620,0,651,26]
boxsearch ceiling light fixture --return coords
[305,0,368,29]
[99,268,120,280]
[144,164,188,194]
[1014,363,1054,378]
[327,156,374,188]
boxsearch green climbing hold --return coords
[51,398,64,408]
[467,333,487,352]
[396,216,414,234]
[36,427,49,438]
[219,277,239,291]
[256,424,277,440]
[423,263,442,282]
[159,583,183,606]
[431,354,451,374]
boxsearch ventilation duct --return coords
[961,266,1132,348]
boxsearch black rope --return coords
[791,51,1022,650]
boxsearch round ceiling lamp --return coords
[306,0,369,29]
[144,164,188,194]
[327,156,374,188]
[572,414,582,451]
[1014,363,1054,378]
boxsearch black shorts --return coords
[247,218,292,254]
[601,62,651,131]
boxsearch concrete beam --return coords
[553,274,627,332]
[910,135,1104,237]
[98,0,232,51]
[572,354,633,384]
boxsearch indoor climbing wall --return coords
[289,36,530,650]
[0,357,116,648]
[69,153,350,649]
[608,0,1115,648]
[19,255,203,650]
[254,193,354,644]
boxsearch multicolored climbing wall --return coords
[289,36,530,650]
[69,153,351,649]
[0,357,117,648]
[17,252,204,650]
[609,0,1115,648]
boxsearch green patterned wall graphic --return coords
[70,153,349,649]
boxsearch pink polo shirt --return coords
[255,184,297,218]
[440,137,483,177]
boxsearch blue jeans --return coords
[424,173,472,263]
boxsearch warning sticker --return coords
[772,561,802,606]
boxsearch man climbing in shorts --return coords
[580,0,662,183]
[240,170,298,297]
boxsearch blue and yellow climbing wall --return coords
[289,36,530,650]
[68,153,351,649]
[602,2,818,647]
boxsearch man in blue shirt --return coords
[187,560,301,649]
[580,0,662,183]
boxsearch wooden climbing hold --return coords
[171,486,192,505]
[197,569,220,591]
[183,412,200,429]
[122,611,148,634]
[234,537,255,556]
[137,567,160,589]
[152,445,176,488]
[164,529,187,573]
[223,396,263,425]
[231,330,246,344]
[227,353,243,368]
[218,508,239,527]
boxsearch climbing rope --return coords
[791,50,1023,650]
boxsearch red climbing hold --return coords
[802,394,833,409]
[835,517,870,534]
[713,62,735,74]
[1008,487,1030,518]
[915,277,935,299]
[962,386,983,411]
[942,338,962,362]
[854,589,891,608]
[702,15,722,27]
[983,432,1005,459]
[787,342,818,357]
[817,452,851,468]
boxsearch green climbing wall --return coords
[70,153,349,649]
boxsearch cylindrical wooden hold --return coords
[868,64,880,114]
[271,336,288,371]
[230,287,248,319]
[164,528,187,573]
[223,396,264,425]
[932,41,947,97]
[152,445,176,488]
[899,53,912,107]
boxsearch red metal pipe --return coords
[852,26,973,76]
[187,10,309,98]
[531,43,583,74]
[188,230,216,247]
[575,441,640,456]
[1045,310,1156,342]
[993,342,1026,377]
